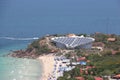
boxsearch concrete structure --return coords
[92,42,105,51]
[107,38,116,42]
[51,35,95,49]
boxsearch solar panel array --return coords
[52,37,94,48]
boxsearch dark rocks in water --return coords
[9,49,39,59]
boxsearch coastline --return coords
[38,54,55,80]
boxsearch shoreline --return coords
[37,54,55,80]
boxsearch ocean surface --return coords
[0,38,42,80]
[0,0,120,80]
[0,57,42,80]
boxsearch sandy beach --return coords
[38,54,55,80]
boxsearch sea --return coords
[0,0,120,80]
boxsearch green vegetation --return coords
[58,66,80,80]
[58,52,120,80]
[88,54,120,75]
[16,33,120,79]
[28,38,51,55]
[92,33,108,42]
[91,33,120,50]
[77,33,87,37]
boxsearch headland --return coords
[10,33,120,80]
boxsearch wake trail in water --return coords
[0,37,39,40]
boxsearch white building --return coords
[51,35,95,49]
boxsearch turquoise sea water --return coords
[0,57,42,80]
[0,39,42,80]
[0,0,120,80]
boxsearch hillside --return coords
[9,36,59,58]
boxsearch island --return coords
[9,33,120,80]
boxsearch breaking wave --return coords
[0,37,39,40]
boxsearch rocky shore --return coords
[8,49,39,59]
[8,35,61,59]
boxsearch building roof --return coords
[75,77,84,80]
[51,36,95,48]
[77,57,86,61]
[80,61,87,65]
[94,77,103,80]
[67,34,76,37]
[86,66,95,70]
[113,74,120,79]
[107,38,116,42]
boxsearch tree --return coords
[101,70,112,76]
[71,67,80,77]
[86,75,95,80]
[57,77,67,80]
[36,45,51,54]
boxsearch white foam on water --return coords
[0,37,39,40]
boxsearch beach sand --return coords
[38,54,55,80]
